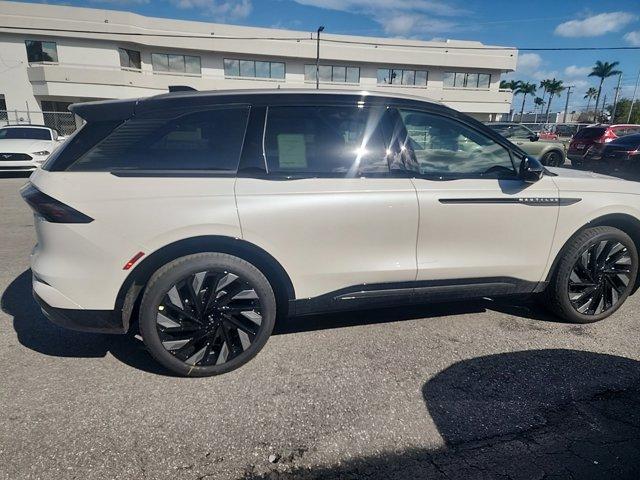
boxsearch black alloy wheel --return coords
[543,151,563,167]
[140,253,276,376]
[568,240,633,316]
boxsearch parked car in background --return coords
[583,134,640,176]
[0,125,63,173]
[486,122,566,166]
[568,124,640,168]
[23,89,640,376]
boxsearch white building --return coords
[0,1,517,133]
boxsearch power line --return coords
[0,25,639,51]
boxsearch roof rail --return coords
[168,85,197,93]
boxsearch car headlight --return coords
[31,150,51,156]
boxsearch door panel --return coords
[412,176,559,283]
[236,178,418,299]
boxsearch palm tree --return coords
[589,61,622,121]
[539,79,553,121]
[515,82,537,122]
[584,87,597,112]
[500,80,521,120]
[533,96,545,122]
[544,79,565,123]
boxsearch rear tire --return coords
[139,253,276,377]
[542,151,563,167]
[544,227,638,323]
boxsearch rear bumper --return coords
[34,291,127,334]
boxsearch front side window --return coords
[224,58,285,79]
[67,107,249,172]
[377,68,428,86]
[25,40,58,63]
[118,48,141,69]
[398,109,515,177]
[264,106,389,176]
[152,53,201,75]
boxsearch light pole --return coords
[315,26,324,90]
[627,68,639,123]
[562,85,574,123]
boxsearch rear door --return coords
[235,101,419,300]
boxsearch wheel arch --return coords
[545,213,640,293]
[115,236,295,332]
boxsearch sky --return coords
[13,0,640,113]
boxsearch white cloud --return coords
[564,65,591,77]
[292,0,463,17]
[291,0,466,36]
[171,0,252,20]
[625,30,640,46]
[516,53,542,73]
[554,12,637,37]
[89,0,150,4]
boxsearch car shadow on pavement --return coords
[1,269,174,376]
[243,349,640,480]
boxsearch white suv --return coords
[22,90,640,376]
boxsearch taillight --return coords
[602,129,617,143]
[20,183,93,224]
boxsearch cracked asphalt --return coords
[1,174,640,480]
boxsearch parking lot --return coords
[1,174,640,479]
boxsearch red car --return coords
[568,124,640,167]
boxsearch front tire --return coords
[139,253,276,377]
[545,227,638,323]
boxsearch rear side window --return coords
[574,127,606,139]
[66,107,250,172]
[263,106,389,176]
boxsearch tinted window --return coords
[119,48,141,69]
[67,107,249,172]
[225,58,285,79]
[609,134,640,148]
[25,40,58,63]
[398,109,515,176]
[264,106,389,176]
[152,53,201,74]
[0,127,51,140]
[573,127,606,139]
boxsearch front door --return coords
[235,103,419,300]
[394,108,559,290]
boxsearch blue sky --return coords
[17,0,640,112]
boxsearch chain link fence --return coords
[0,110,80,136]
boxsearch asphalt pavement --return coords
[1,174,640,480]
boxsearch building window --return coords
[377,68,428,87]
[304,64,360,83]
[119,48,141,70]
[444,72,491,89]
[25,40,58,63]
[224,58,286,79]
[151,53,201,75]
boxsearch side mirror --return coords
[529,134,539,142]
[520,156,544,183]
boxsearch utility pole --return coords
[628,68,640,123]
[562,85,574,123]
[611,72,623,122]
[315,26,325,90]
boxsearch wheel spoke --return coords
[223,313,259,337]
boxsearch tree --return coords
[539,79,553,121]
[533,96,545,122]
[606,98,640,124]
[500,80,521,120]
[589,61,622,121]
[584,87,598,112]
[544,79,565,123]
[515,82,537,122]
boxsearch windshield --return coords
[573,127,606,140]
[0,127,51,140]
